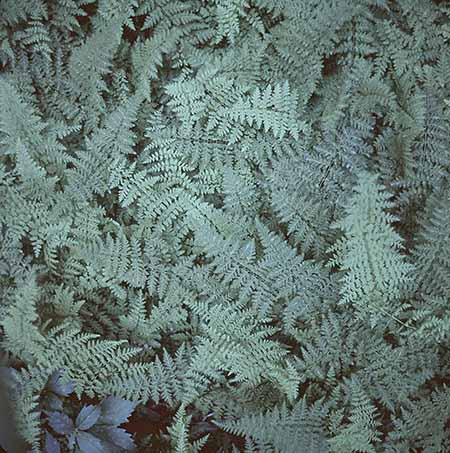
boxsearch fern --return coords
[224,81,302,140]
[329,379,382,453]
[1,1,449,451]
[329,171,414,328]
[216,398,330,453]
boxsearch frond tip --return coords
[329,171,414,327]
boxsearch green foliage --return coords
[328,171,415,328]
[216,398,330,453]
[329,379,382,453]
[0,0,449,452]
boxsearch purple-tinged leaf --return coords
[76,405,101,430]
[48,370,74,397]
[44,393,63,412]
[76,432,104,453]
[45,411,74,435]
[45,431,61,453]
[96,426,136,451]
[99,397,137,426]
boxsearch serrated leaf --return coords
[76,431,104,453]
[96,426,136,450]
[76,405,101,430]
[48,370,74,396]
[45,431,61,453]
[45,393,64,412]
[99,396,137,426]
[45,411,74,435]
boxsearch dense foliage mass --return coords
[0,0,449,452]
